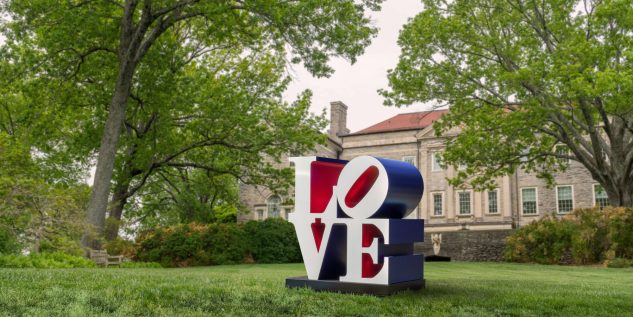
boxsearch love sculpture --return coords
[285,156,426,295]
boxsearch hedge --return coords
[135,219,301,267]
[506,207,633,265]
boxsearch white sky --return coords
[283,0,431,133]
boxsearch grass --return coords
[0,262,632,316]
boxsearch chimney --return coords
[328,101,350,142]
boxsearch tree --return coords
[101,48,326,241]
[0,50,91,255]
[122,171,240,234]
[0,133,89,255]
[3,0,383,248]
[382,0,633,206]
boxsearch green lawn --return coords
[0,262,632,316]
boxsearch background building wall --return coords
[415,230,516,261]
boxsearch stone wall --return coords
[414,229,515,261]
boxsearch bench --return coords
[89,249,124,267]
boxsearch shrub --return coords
[135,223,248,267]
[570,208,609,264]
[604,258,633,268]
[604,208,633,259]
[119,261,162,268]
[244,219,302,264]
[505,215,573,264]
[506,207,633,265]
[201,223,250,265]
[0,252,96,268]
[136,224,202,267]
[135,219,300,267]
[104,237,137,258]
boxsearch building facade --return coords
[239,101,607,233]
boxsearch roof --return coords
[349,110,448,136]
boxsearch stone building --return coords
[238,101,608,258]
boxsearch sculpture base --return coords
[424,255,451,262]
[285,276,425,296]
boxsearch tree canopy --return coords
[382,0,633,206]
[1,0,384,247]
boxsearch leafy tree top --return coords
[382,0,633,206]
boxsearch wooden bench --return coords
[89,250,124,267]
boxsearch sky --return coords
[282,0,431,133]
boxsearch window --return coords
[457,163,467,171]
[521,188,538,215]
[557,186,574,213]
[267,195,281,218]
[593,184,609,209]
[487,189,499,214]
[284,208,292,220]
[402,156,416,166]
[432,193,443,216]
[257,209,264,220]
[431,152,442,171]
[555,144,570,165]
[458,191,471,215]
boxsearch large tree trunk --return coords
[104,180,131,241]
[606,181,633,208]
[81,66,135,250]
[104,141,139,241]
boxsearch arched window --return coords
[267,195,281,218]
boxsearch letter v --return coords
[289,190,345,280]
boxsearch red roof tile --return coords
[350,110,448,135]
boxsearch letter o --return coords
[336,156,424,219]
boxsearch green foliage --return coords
[506,207,633,264]
[382,0,633,203]
[605,258,633,269]
[605,207,633,259]
[135,220,300,267]
[0,227,19,255]
[1,0,386,243]
[570,208,609,264]
[136,223,247,267]
[0,132,89,255]
[103,238,137,259]
[127,173,242,232]
[119,261,162,269]
[505,215,574,264]
[244,219,302,264]
[0,252,96,268]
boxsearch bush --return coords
[244,219,302,264]
[0,252,96,268]
[604,258,633,268]
[505,215,574,264]
[135,219,301,267]
[201,223,250,265]
[506,207,633,265]
[135,223,249,267]
[104,238,137,258]
[120,261,162,268]
[604,208,633,259]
